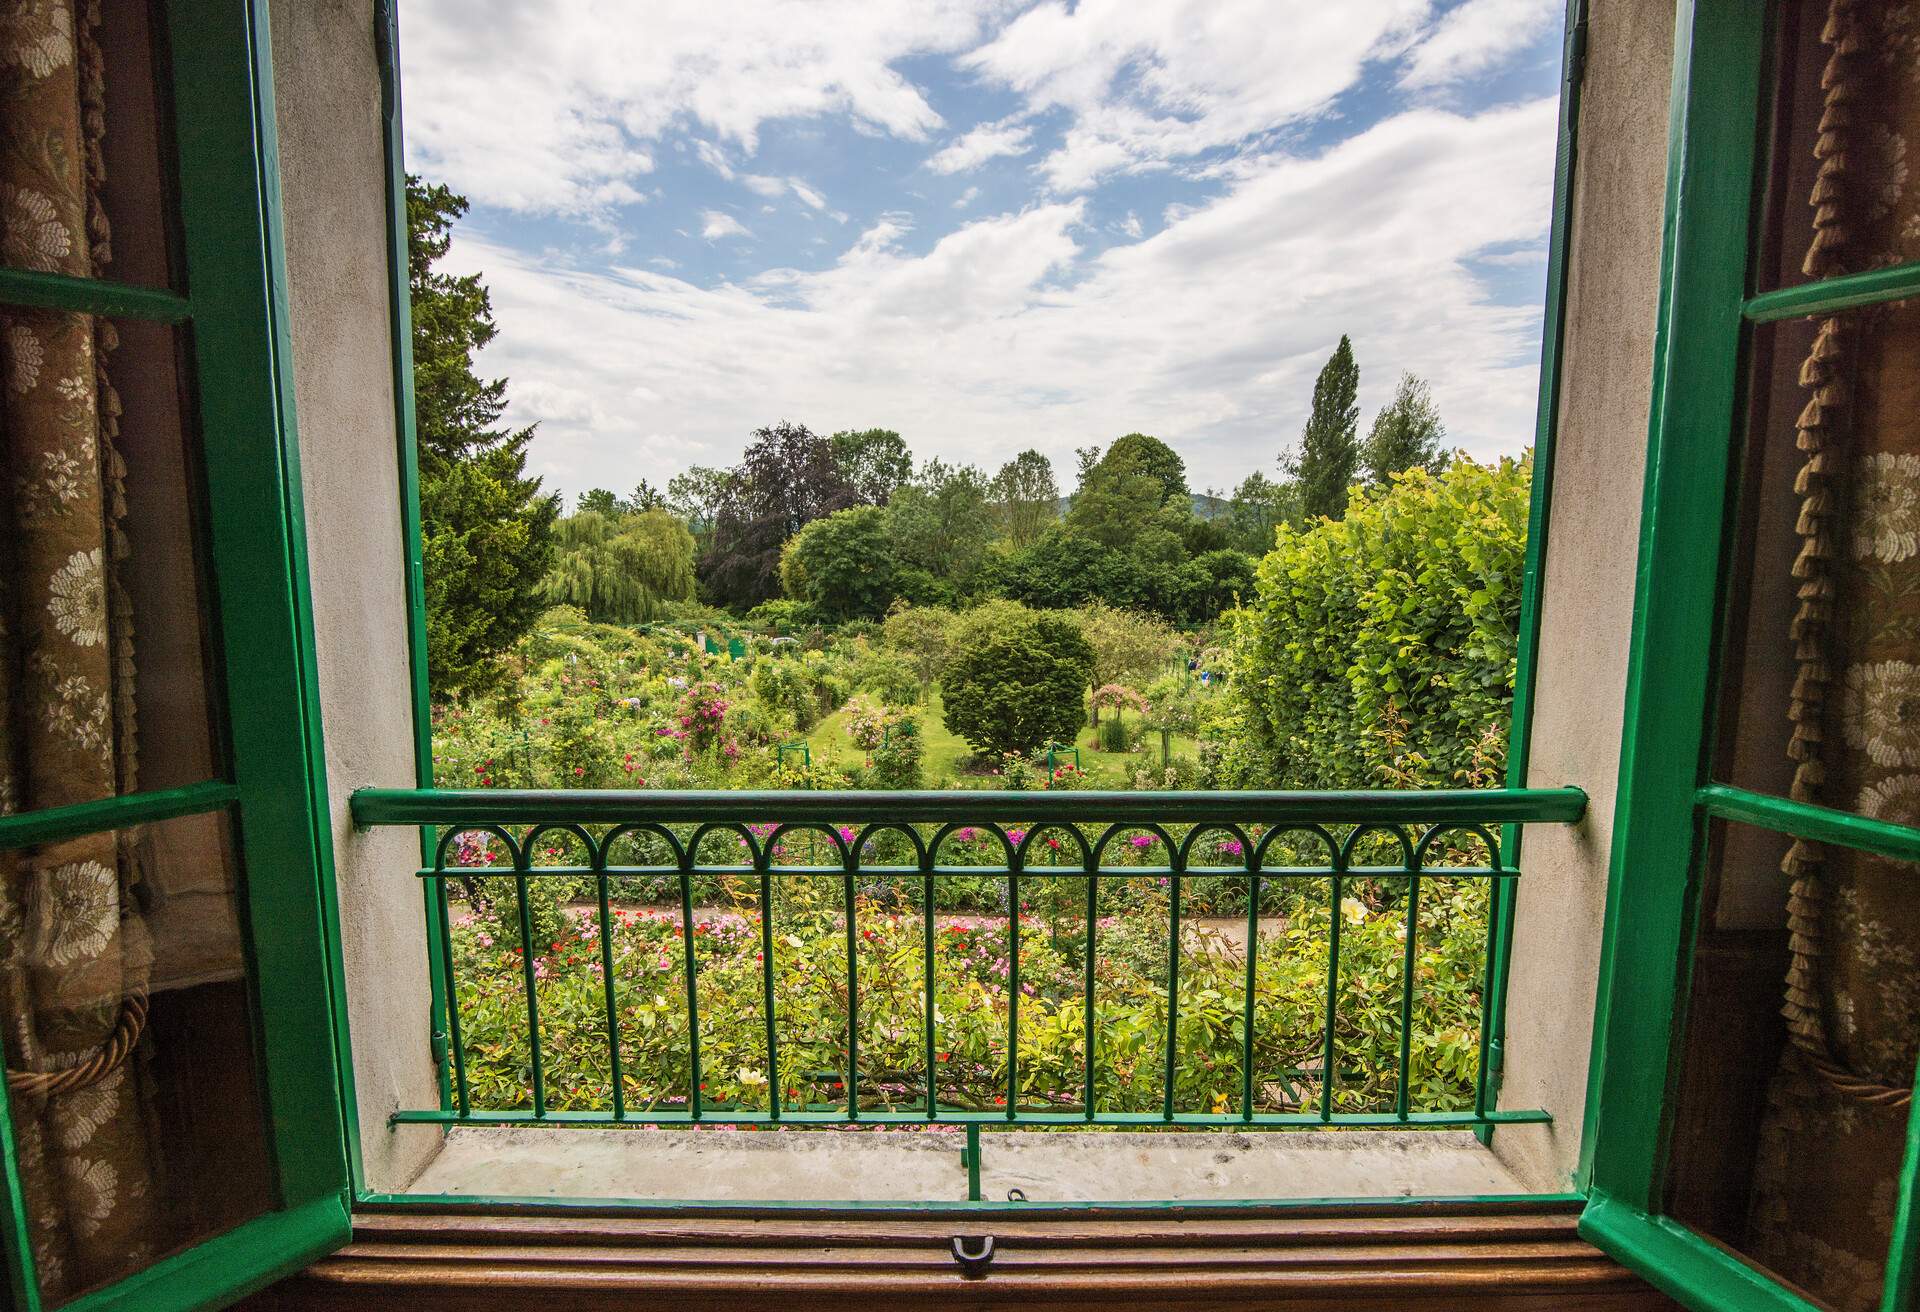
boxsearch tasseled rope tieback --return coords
[1778,0,1911,1110]
[4,991,147,1099]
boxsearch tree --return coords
[779,505,900,622]
[699,421,856,610]
[666,464,729,556]
[1102,433,1189,505]
[1363,372,1449,485]
[888,458,994,593]
[538,507,695,623]
[1294,335,1361,521]
[623,480,667,512]
[989,449,1060,548]
[407,177,558,698]
[981,529,1150,612]
[1064,442,1168,549]
[830,428,913,505]
[1180,549,1257,620]
[576,487,621,515]
[882,601,955,696]
[1224,471,1294,555]
[942,608,1095,757]
[1075,601,1177,724]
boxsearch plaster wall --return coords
[270,1,440,1194]
[258,0,1678,1206]
[1493,0,1676,1191]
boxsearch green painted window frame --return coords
[1579,2,1920,1310]
[0,1,355,1309]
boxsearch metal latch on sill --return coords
[951,1234,995,1278]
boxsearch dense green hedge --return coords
[1232,455,1529,789]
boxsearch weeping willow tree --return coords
[537,508,696,623]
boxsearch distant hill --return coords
[1054,491,1236,520]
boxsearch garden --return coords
[427,456,1532,1125]
[442,824,1499,1120]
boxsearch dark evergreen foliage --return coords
[1294,335,1361,521]
[407,177,558,699]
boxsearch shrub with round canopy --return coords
[941,609,1095,757]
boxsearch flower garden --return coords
[443,823,1498,1120]
[426,457,1531,1127]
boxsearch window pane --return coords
[1715,306,1920,824]
[1665,819,1913,1312]
[1,0,180,288]
[1754,0,1920,293]
[0,307,222,811]
[2,808,275,1306]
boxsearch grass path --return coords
[802,686,1199,787]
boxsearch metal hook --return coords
[1005,1187,1027,1202]
[951,1234,995,1279]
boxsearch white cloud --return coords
[789,179,830,210]
[445,99,1556,495]
[953,185,982,208]
[1401,0,1560,88]
[742,174,788,197]
[695,140,736,180]
[700,211,752,240]
[400,0,1021,218]
[927,120,1034,173]
[963,0,1432,191]
[1119,211,1143,238]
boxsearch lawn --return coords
[803,686,1199,787]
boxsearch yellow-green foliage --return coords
[1234,454,1529,789]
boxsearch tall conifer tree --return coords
[1295,335,1361,520]
[408,177,558,698]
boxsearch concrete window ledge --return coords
[399,1126,1524,1204]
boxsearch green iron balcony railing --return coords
[351,787,1586,1136]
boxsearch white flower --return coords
[1859,773,1920,829]
[53,373,91,406]
[56,1066,123,1150]
[5,323,42,395]
[38,448,81,510]
[0,183,71,273]
[1886,5,1920,81]
[0,1,74,79]
[47,547,105,647]
[38,860,116,968]
[1854,452,1920,563]
[60,1156,116,1239]
[1870,125,1911,224]
[39,669,108,755]
[1840,661,1920,766]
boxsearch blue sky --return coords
[399,0,1565,502]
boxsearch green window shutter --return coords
[1582,1,1920,1309]
[0,0,356,1307]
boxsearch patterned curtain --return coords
[1749,1,1920,1307]
[0,0,161,1301]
